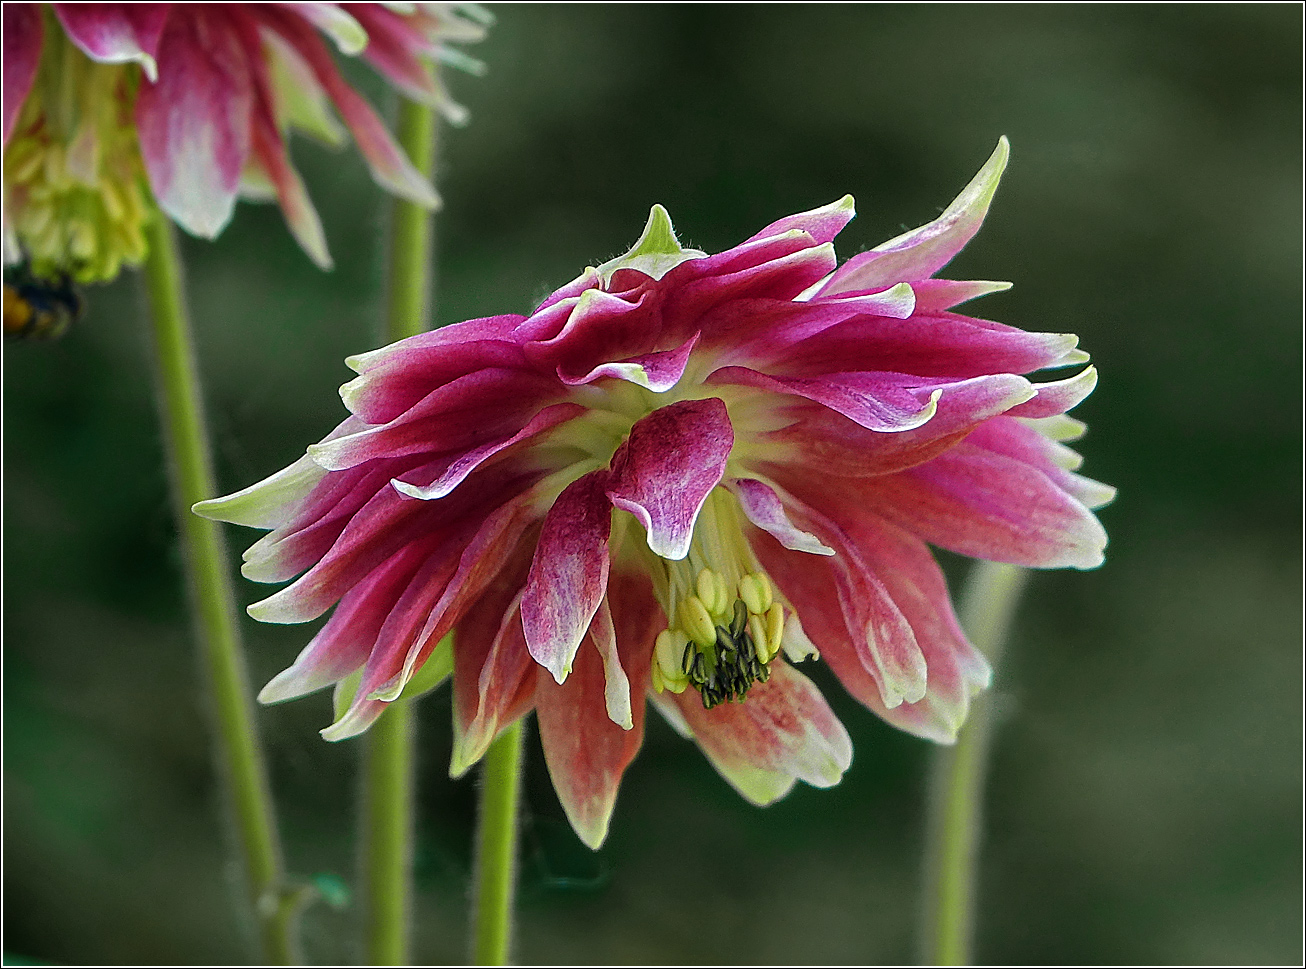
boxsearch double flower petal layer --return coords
[197,139,1113,848]
[2,2,487,280]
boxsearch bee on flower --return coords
[1,2,489,283]
[197,139,1114,849]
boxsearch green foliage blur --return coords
[4,5,1300,964]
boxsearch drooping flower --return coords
[196,138,1113,849]
[2,2,489,282]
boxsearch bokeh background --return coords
[4,4,1301,964]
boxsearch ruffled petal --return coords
[758,372,1035,478]
[707,366,941,433]
[559,332,700,393]
[605,398,734,560]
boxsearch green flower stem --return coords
[921,561,1030,966]
[140,216,294,964]
[362,696,416,965]
[360,95,439,966]
[471,721,526,966]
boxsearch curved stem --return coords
[360,95,439,966]
[471,721,526,966]
[921,561,1030,966]
[140,217,294,964]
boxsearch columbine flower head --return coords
[2,2,488,282]
[197,139,1113,849]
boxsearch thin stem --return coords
[140,217,294,964]
[362,697,416,965]
[471,722,526,966]
[920,561,1030,967]
[359,94,439,966]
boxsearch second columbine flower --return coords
[197,139,1113,849]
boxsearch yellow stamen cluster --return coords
[4,24,152,284]
[652,568,787,708]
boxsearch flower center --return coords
[649,489,786,708]
[4,18,152,283]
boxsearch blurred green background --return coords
[4,4,1301,964]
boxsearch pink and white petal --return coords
[664,243,840,331]
[259,6,438,208]
[708,366,940,433]
[700,284,915,364]
[818,137,1010,295]
[759,373,1034,479]
[390,402,586,501]
[309,369,562,471]
[606,398,734,560]
[559,333,700,394]
[258,543,426,703]
[961,417,1117,511]
[909,279,1012,313]
[862,440,1110,569]
[724,477,834,556]
[746,194,856,246]
[536,608,650,849]
[2,4,42,145]
[1005,366,1098,419]
[54,3,168,81]
[136,9,254,239]
[771,310,1080,381]
[663,661,851,805]
[585,597,632,729]
[521,471,613,683]
[523,288,658,377]
[193,416,364,528]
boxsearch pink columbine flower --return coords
[2,2,487,281]
[196,139,1113,849]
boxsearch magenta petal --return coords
[559,333,701,393]
[521,471,613,683]
[660,661,852,805]
[605,398,734,560]
[54,3,169,81]
[3,4,43,145]
[136,9,253,238]
[819,138,1009,294]
[909,278,1012,313]
[746,195,856,246]
[724,477,834,555]
[863,439,1110,569]
[1006,366,1098,419]
[391,402,586,501]
[258,543,425,703]
[708,366,941,433]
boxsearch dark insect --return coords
[3,263,84,340]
